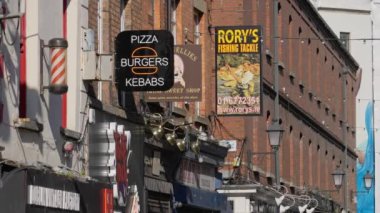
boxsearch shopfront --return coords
[88,106,145,213]
[0,163,112,213]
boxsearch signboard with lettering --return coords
[6,167,113,213]
[115,30,174,91]
[215,26,262,116]
[28,185,80,211]
[145,45,202,102]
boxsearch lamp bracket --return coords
[351,190,369,194]
[0,13,23,20]
[14,118,43,132]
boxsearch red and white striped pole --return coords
[48,38,68,94]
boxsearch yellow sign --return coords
[215,26,262,116]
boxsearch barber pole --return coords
[48,38,68,94]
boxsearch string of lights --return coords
[208,8,259,12]
[357,98,380,102]
[184,27,380,43]
[186,30,380,43]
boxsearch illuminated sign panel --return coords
[115,30,174,91]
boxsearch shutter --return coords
[147,191,171,213]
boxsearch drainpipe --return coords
[371,4,376,212]
[98,0,103,101]
[167,0,173,116]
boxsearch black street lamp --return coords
[266,121,284,213]
[332,166,345,190]
[266,122,284,149]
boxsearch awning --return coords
[0,163,112,213]
[217,184,259,196]
[144,177,173,194]
[173,182,228,211]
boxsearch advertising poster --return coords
[215,26,262,116]
[145,45,202,102]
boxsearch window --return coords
[171,0,179,44]
[147,0,154,25]
[340,32,350,51]
[194,11,201,44]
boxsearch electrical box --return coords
[83,29,95,51]
[82,28,113,81]
[99,54,113,81]
[82,51,113,81]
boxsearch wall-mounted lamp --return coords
[151,125,164,140]
[363,170,374,190]
[351,170,374,199]
[305,198,318,213]
[190,139,200,154]
[273,185,288,206]
[165,131,177,146]
[40,38,68,95]
[279,195,295,213]
[296,195,311,213]
[275,194,285,206]
[146,113,164,140]
[298,203,308,212]
[176,138,186,151]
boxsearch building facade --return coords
[0,0,229,212]
[209,0,360,212]
[311,0,380,212]
[0,1,116,212]
[0,0,361,212]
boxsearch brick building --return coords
[0,0,360,212]
[209,0,360,212]
[87,0,230,212]
[87,0,360,212]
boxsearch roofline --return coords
[299,0,360,73]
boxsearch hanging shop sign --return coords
[145,45,202,102]
[115,30,174,91]
[88,109,145,212]
[107,124,131,207]
[215,26,262,116]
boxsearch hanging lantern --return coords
[48,38,68,94]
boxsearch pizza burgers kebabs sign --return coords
[115,30,174,91]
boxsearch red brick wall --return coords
[209,0,358,210]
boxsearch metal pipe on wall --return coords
[272,1,280,212]
[97,0,103,101]
[342,67,348,212]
